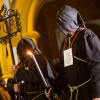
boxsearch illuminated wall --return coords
[0,0,45,78]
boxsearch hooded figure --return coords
[57,5,85,36]
[13,38,54,100]
[17,38,42,63]
[46,5,100,100]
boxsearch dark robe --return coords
[52,28,100,100]
[16,54,53,100]
[7,78,15,100]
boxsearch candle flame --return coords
[27,51,32,55]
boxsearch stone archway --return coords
[0,0,46,79]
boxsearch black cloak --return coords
[52,5,100,100]
[15,38,54,100]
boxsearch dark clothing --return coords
[16,54,53,100]
[7,78,16,100]
[7,84,15,100]
[52,28,100,100]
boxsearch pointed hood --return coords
[17,38,41,54]
[57,5,86,35]
[17,38,41,62]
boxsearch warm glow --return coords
[27,51,32,55]
[0,0,44,79]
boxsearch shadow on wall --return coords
[86,24,100,39]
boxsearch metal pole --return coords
[2,2,21,99]
[5,19,21,100]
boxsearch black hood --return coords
[57,5,86,35]
[17,38,41,62]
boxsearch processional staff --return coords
[0,4,22,100]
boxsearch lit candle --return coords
[27,51,48,88]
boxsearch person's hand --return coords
[45,88,52,99]
[93,98,100,100]
[14,82,21,92]
[11,65,19,73]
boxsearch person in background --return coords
[45,5,100,100]
[7,78,16,100]
[0,77,11,100]
[11,38,54,100]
